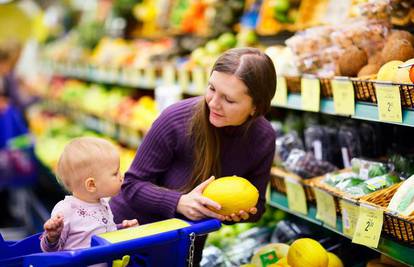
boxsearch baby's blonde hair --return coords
[56,137,119,192]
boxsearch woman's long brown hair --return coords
[182,48,276,193]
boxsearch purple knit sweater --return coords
[110,97,276,225]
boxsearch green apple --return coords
[218,32,237,49]
[274,0,290,12]
[205,40,222,55]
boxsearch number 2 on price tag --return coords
[352,204,383,248]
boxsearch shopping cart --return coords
[0,218,221,267]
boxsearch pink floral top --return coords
[40,196,118,252]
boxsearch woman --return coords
[110,47,277,265]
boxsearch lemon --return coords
[202,176,259,216]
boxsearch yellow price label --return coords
[162,65,176,86]
[375,84,402,123]
[352,204,383,248]
[285,177,307,215]
[178,68,190,90]
[145,66,156,87]
[340,199,359,238]
[272,76,288,106]
[192,67,206,95]
[314,188,336,228]
[301,78,320,112]
[332,79,355,115]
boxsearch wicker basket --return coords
[349,78,414,108]
[350,78,377,103]
[270,167,315,202]
[306,173,352,214]
[319,78,333,98]
[285,76,301,94]
[359,183,414,244]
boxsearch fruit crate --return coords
[319,78,333,98]
[306,169,401,216]
[285,76,301,94]
[270,167,315,202]
[285,76,333,98]
[349,78,414,108]
[359,183,414,245]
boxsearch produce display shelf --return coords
[269,190,414,266]
[272,93,414,128]
[43,64,162,90]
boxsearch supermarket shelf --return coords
[42,62,161,90]
[272,94,414,127]
[43,100,143,149]
[269,190,414,266]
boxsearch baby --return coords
[41,137,138,252]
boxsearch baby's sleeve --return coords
[40,201,70,252]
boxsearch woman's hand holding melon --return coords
[224,207,257,222]
[202,175,259,222]
[177,176,225,221]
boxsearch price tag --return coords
[178,68,190,90]
[145,66,156,87]
[301,78,320,112]
[340,199,359,238]
[162,65,176,86]
[314,188,336,228]
[332,79,355,115]
[192,67,206,95]
[352,204,383,248]
[272,76,288,106]
[375,84,402,123]
[285,177,307,215]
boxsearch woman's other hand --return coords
[121,219,139,228]
[224,207,257,222]
[177,176,225,221]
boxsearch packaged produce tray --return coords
[359,183,414,245]
[270,167,315,202]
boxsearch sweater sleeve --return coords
[121,107,183,218]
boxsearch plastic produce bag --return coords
[200,246,226,267]
[275,132,304,163]
[283,149,337,179]
[338,124,362,168]
[305,125,340,164]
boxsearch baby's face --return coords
[94,156,123,198]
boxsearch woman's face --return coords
[205,71,255,127]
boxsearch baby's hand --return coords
[121,219,139,228]
[44,214,64,243]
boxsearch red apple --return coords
[410,65,414,83]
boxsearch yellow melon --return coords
[202,176,259,216]
[251,243,290,267]
[287,238,328,267]
[276,257,291,267]
[327,252,343,267]
[377,60,404,82]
